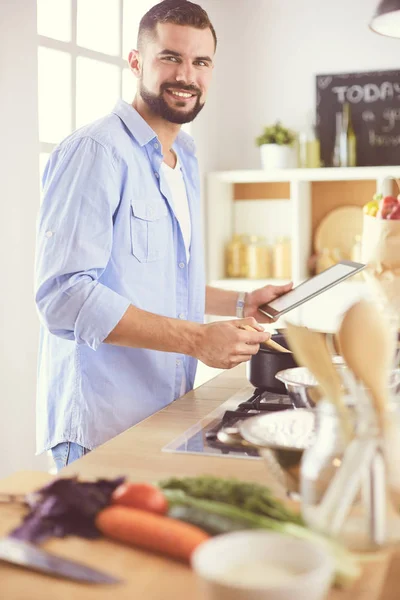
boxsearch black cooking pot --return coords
[247,332,298,392]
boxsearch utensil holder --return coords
[300,398,391,551]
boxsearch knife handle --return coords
[0,493,27,505]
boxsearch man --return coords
[35,0,292,471]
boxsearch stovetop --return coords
[162,385,293,459]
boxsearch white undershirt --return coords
[160,157,191,262]
[160,156,191,396]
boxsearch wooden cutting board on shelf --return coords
[314,206,363,259]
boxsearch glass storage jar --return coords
[225,234,243,278]
[242,235,272,279]
[273,237,291,279]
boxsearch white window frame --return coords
[38,0,127,157]
[38,0,191,161]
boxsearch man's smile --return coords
[164,87,199,104]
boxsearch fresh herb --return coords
[159,475,303,525]
[168,503,263,536]
[165,488,305,533]
[161,478,361,588]
[9,476,125,544]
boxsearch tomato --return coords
[388,205,400,220]
[378,195,398,219]
[111,482,168,515]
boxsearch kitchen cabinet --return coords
[205,165,400,330]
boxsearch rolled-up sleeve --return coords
[35,136,130,350]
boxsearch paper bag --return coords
[361,214,400,320]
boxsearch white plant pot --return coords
[260,144,297,170]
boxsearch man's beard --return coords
[139,81,205,124]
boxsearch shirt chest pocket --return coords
[130,200,170,262]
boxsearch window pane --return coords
[77,0,120,56]
[123,0,155,57]
[38,47,72,144]
[122,68,137,104]
[37,0,71,42]
[76,57,120,128]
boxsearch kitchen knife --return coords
[0,537,121,584]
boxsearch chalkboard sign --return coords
[316,69,400,167]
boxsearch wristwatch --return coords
[236,291,247,318]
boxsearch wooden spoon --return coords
[337,300,395,432]
[284,321,353,441]
[338,300,400,514]
[241,325,291,353]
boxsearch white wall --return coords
[193,0,400,171]
[0,0,48,477]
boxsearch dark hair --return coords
[138,0,217,50]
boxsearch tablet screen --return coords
[267,262,358,312]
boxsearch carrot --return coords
[95,505,210,562]
[112,482,168,515]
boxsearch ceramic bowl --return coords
[191,530,334,600]
[275,366,320,408]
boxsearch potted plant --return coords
[256,121,297,169]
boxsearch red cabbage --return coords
[9,476,125,544]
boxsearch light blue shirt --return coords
[35,99,205,454]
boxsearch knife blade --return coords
[0,537,121,584]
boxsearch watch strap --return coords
[236,291,247,318]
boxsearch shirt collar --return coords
[111,99,196,155]
[175,129,196,155]
[111,99,156,147]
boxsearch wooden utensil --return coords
[377,550,400,600]
[337,300,395,432]
[284,322,380,538]
[263,338,292,353]
[242,325,291,353]
[284,321,353,441]
[338,300,400,517]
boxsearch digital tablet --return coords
[258,260,366,320]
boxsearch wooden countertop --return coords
[0,365,395,599]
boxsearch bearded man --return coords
[35,0,291,470]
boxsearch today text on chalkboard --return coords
[316,70,400,167]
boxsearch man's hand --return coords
[245,282,293,322]
[194,317,270,369]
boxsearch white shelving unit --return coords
[205,165,400,332]
[206,165,400,285]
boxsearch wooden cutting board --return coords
[0,470,396,600]
[377,551,400,600]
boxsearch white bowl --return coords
[191,531,334,600]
